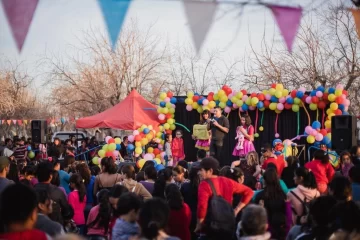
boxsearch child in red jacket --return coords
[171,130,185,165]
[305,150,335,194]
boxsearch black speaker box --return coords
[331,115,357,151]
[31,120,48,143]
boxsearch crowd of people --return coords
[0,111,359,240]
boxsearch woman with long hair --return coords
[287,167,320,225]
[232,114,255,159]
[165,184,191,240]
[139,165,157,194]
[153,167,174,199]
[117,164,152,199]
[68,173,87,235]
[305,150,335,194]
[86,189,111,240]
[193,109,211,154]
[281,156,299,189]
[338,151,353,178]
[172,165,189,189]
[231,151,261,190]
[76,163,96,218]
[93,157,121,195]
[255,168,292,239]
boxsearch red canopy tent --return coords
[76,89,159,130]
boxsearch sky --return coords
[0,0,340,94]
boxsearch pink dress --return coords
[232,125,255,157]
[68,190,87,225]
[195,122,210,151]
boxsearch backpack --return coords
[204,179,236,236]
[290,190,311,224]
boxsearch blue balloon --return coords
[215,100,220,106]
[286,97,294,104]
[127,144,135,151]
[27,146,32,151]
[160,101,166,107]
[338,104,345,111]
[270,96,278,103]
[155,164,165,171]
[226,100,232,107]
[257,101,264,109]
[343,111,349,115]
[296,91,304,98]
[316,86,325,92]
[170,97,177,104]
[326,142,332,148]
[311,121,321,129]
[314,142,321,147]
[242,104,249,111]
[116,144,121,151]
[194,93,199,96]
[143,128,150,134]
[151,160,157,166]
[310,90,316,97]
[328,87,335,94]
[197,98,203,105]
[322,136,330,145]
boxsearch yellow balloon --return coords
[135,141,142,147]
[157,107,162,113]
[167,118,174,125]
[98,150,106,158]
[135,147,143,154]
[159,126,164,132]
[147,147,154,153]
[276,84,284,91]
[187,91,194,98]
[326,108,333,115]
[169,108,175,114]
[220,96,228,102]
[259,107,265,111]
[231,96,238,103]
[148,125,153,130]
[159,92,167,100]
[156,132,162,138]
[282,89,289,97]
[236,100,243,107]
[269,103,277,110]
[197,107,203,113]
[92,157,99,165]
[328,113,335,118]
[141,138,148,146]
[102,144,108,151]
[192,102,199,109]
[208,101,216,108]
[137,159,146,169]
[269,88,276,95]
[292,104,299,112]
[165,102,172,108]
[154,158,161,164]
[218,90,225,96]
[326,133,331,139]
[328,94,336,102]
[114,138,121,144]
[245,98,251,105]
[251,97,259,105]
[330,103,338,110]
[170,124,176,130]
[146,134,153,140]
[185,98,193,105]
[213,94,219,100]
[164,123,170,130]
[325,120,331,129]
[259,126,264,131]
[335,89,342,97]
[162,108,169,114]
[219,102,226,108]
[275,90,282,98]
[309,103,318,111]
[275,109,282,114]
[307,135,315,144]
[236,92,243,99]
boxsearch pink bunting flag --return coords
[2,0,39,52]
[269,5,302,53]
[12,120,17,125]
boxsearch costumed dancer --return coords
[193,110,211,156]
[232,114,255,160]
[171,130,185,166]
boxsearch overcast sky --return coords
[0,0,344,94]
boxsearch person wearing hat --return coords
[0,156,14,195]
[195,157,254,233]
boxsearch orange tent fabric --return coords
[76,89,159,130]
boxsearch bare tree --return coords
[244,2,360,113]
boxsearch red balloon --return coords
[250,93,257,98]
[318,101,326,109]
[311,96,319,104]
[241,90,247,95]
[222,85,229,90]
[165,130,172,134]
[320,129,327,136]
[208,92,214,96]
[105,152,115,160]
[167,91,173,98]
[108,138,115,144]
[159,119,166,124]
[323,93,329,101]
[193,95,199,102]
[327,128,331,133]
[334,109,342,115]
[271,83,276,89]
[290,90,297,98]
[335,97,344,104]
[166,113,172,119]
[153,148,161,155]
[301,95,308,103]
[342,90,348,96]
[207,95,214,101]
[135,135,142,142]
[257,93,265,101]
[140,133,146,138]
[225,88,232,96]
[264,100,270,108]
[284,103,292,110]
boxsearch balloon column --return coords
[304,121,332,148]
[92,136,122,165]
[157,91,177,133]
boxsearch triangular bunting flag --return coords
[2,0,39,52]
[7,120,11,125]
[17,120,23,126]
[269,5,302,53]
[350,9,360,39]
[98,0,132,50]
[1,120,5,125]
[23,120,28,125]
[12,120,17,125]
[183,1,217,53]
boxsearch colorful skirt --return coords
[195,139,210,151]
[232,140,255,157]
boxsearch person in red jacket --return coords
[0,184,48,240]
[195,157,254,233]
[305,150,335,194]
[261,143,285,177]
[171,130,185,166]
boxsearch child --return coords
[164,134,173,166]
[68,173,87,235]
[235,126,245,150]
[194,110,211,155]
[171,130,185,165]
[232,115,255,159]
[112,192,142,240]
[339,151,353,178]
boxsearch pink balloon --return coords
[228,93,234,99]
[311,129,318,136]
[279,97,286,103]
[128,135,135,142]
[171,104,176,108]
[113,151,119,157]
[233,103,238,109]
[135,154,139,157]
[275,133,280,138]
[160,152,166,158]
[305,126,313,135]
[155,138,161,143]
[265,94,271,100]
[315,133,323,142]
[344,99,350,107]
[144,153,153,161]
[239,107,244,112]
[299,87,306,93]
[133,130,139,136]
[242,95,248,101]
[150,153,155,158]
[249,106,256,110]
[283,139,292,146]
[186,105,193,111]
[164,97,170,103]
[277,103,284,110]
[305,96,312,104]
[341,94,346,99]
[158,114,165,120]
[316,91,323,98]
[224,106,231,113]
[336,84,344,90]
[202,99,209,106]
[105,136,112,143]
[158,144,163,150]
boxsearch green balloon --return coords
[28,151,35,158]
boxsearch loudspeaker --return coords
[331,115,357,151]
[31,120,48,143]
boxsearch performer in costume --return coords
[232,114,255,159]
[193,110,211,154]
